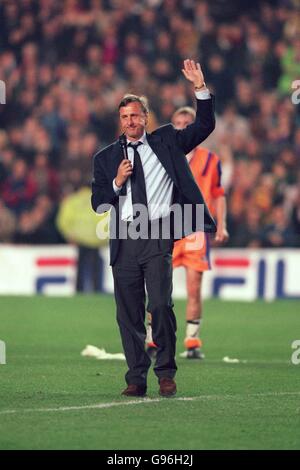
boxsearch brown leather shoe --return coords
[159,377,177,397]
[121,384,147,397]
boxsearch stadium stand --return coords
[0,0,299,248]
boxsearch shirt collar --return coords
[126,132,147,146]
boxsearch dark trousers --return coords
[112,235,177,387]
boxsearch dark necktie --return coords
[128,142,148,217]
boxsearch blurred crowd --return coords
[0,0,299,248]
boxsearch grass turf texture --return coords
[0,295,299,450]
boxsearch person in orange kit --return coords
[146,106,229,359]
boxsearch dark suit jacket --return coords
[92,96,217,265]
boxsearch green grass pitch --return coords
[0,295,299,450]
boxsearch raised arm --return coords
[181,59,206,91]
[175,59,215,154]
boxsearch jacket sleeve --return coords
[174,95,215,155]
[91,152,118,213]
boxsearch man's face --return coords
[172,113,193,130]
[119,102,148,141]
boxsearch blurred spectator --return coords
[278,35,300,95]
[38,95,67,150]
[14,194,63,244]
[30,153,60,200]
[56,186,109,292]
[261,204,297,247]
[0,200,16,242]
[1,159,37,215]
[206,53,234,112]
[231,206,263,248]
[291,188,300,246]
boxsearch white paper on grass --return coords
[223,356,248,364]
[81,345,125,360]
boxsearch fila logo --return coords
[211,257,300,300]
[35,257,76,294]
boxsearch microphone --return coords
[119,133,128,159]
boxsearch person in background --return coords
[56,186,109,292]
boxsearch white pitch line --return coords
[1,392,300,416]
[201,359,292,365]
[0,398,163,416]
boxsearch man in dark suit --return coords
[91,59,216,397]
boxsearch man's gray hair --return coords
[118,94,149,114]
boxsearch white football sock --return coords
[185,319,201,339]
[146,323,153,344]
